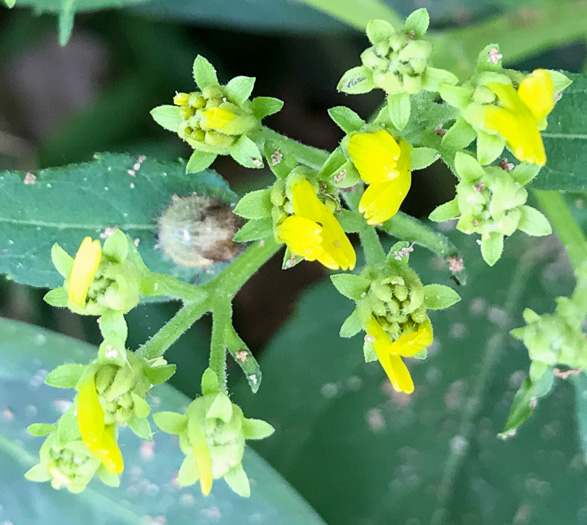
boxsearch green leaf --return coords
[327,106,365,134]
[143,363,176,385]
[336,209,364,234]
[44,364,85,389]
[330,273,369,301]
[150,105,182,133]
[233,190,273,220]
[58,0,75,45]
[517,206,552,237]
[0,318,326,524]
[186,150,217,174]
[233,218,273,243]
[251,97,284,120]
[225,325,263,394]
[192,55,218,90]
[387,93,410,131]
[237,235,586,525]
[423,284,461,310]
[573,373,587,461]
[404,8,429,38]
[411,147,439,170]
[230,135,264,169]
[532,74,587,191]
[0,153,238,290]
[4,0,16,6]
[225,76,256,106]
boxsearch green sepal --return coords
[547,70,573,93]
[132,393,151,419]
[413,349,427,360]
[411,147,439,170]
[201,368,220,395]
[316,147,345,180]
[242,418,275,440]
[102,229,128,263]
[517,206,552,236]
[251,97,284,120]
[177,454,199,487]
[337,66,376,95]
[186,150,217,174]
[224,464,251,497]
[423,284,461,310]
[387,241,413,263]
[206,393,233,423]
[230,135,263,169]
[225,76,255,106]
[476,43,503,73]
[499,368,554,437]
[51,243,74,278]
[44,287,68,307]
[477,131,505,165]
[233,189,273,219]
[24,464,52,482]
[45,363,85,389]
[363,340,377,363]
[4,0,17,7]
[441,117,476,150]
[328,106,365,133]
[128,415,153,440]
[153,411,188,435]
[193,55,218,90]
[422,67,458,92]
[429,199,459,222]
[387,92,410,130]
[150,105,182,132]
[97,465,121,488]
[28,423,55,437]
[340,309,362,338]
[337,209,364,233]
[404,8,429,38]
[282,248,304,270]
[144,363,176,385]
[366,19,395,44]
[511,163,541,186]
[264,142,296,179]
[233,218,273,242]
[330,273,370,301]
[454,152,485,183]
[57,409,79,444]
[438,84,473,110]
[481,232,504,266]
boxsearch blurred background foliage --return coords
[1,0,587,523]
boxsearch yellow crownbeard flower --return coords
[68,237,102,308]
[366,317,433,394]
[276,179,356,270]
[347,130,412,225]
[77,377,124,474]
[483,69,554,166]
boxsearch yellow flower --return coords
[366,316,433,394]
[347,130,412,225]
[276,178,356,271]
[202,107,236,131]
[483,69,554,166]
[68,237,102,308]
[77,377,124,474]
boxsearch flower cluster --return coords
[154,369,274,497]
[429,153,551,265]
[439,45,571,166]
[151,55,283,172]
[331,246,459,393]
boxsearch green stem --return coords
[209,295,232,391]
[203,237,281,298]
[533,190,587,272]
[259,127,329,170]
[149,272,206,302]
[136,300,208,360]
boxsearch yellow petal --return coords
[192,442,213,496]
[78,376,105,446]
[348,130,401,184]
[518,69,554,123]
[276,216,324,262]
[390,319,433,357]
[88,425,124,474]
[359,168,411,225]
[68,237,102,308]
[202,107,236,131]
[288,179,356,270]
